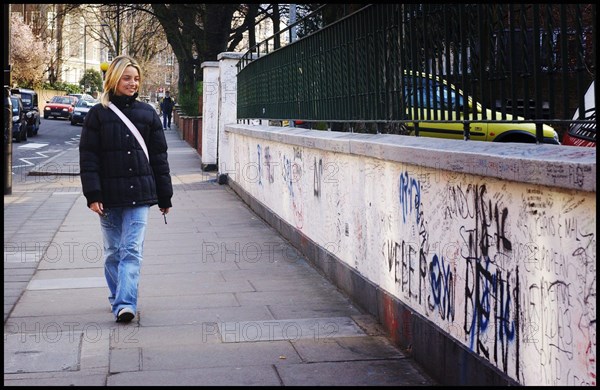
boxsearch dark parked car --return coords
[10,88,40,137]
[10,95,28,142]
[44,95,78,120]
[70,98,98,126]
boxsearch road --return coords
[10,116,82,184]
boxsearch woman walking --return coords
[79,55,173,323]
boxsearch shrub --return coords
[42,81,82,94]
[178,81,203,116]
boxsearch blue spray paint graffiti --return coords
[399,171,421,225]
[429,254,455,321]
[456,184,518,376]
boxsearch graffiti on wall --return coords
[241,138,596,385]
[382,168,595,385]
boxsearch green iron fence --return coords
[237,4,596,142]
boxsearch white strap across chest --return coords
[108,103,149,162]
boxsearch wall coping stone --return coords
[201,61,219,68]
[217,52,244,61]
[225,124,596,192]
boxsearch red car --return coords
[43,95,78,120]
[562,81,596,147]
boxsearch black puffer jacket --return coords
[79,93,173,209]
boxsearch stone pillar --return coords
[216,52,243,182]
[200,61,220,171]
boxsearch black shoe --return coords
[116,307,135,323]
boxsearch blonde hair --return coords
[99,55,143,107]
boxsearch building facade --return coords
[9,4,178,100]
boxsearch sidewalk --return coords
[4,125,436,386]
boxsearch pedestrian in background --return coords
[160,90,175,130]
[79,55,173,323]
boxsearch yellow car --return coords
[403,73,560,144]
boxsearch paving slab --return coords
[4,331,82,373]
[218,316,366,343]
[276,359,436,386]
[107,366,282,386]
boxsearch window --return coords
[403,76,464,111]
[11,97,20,114]
[30,11,40,26]
[47,11,55,30]
[20,95,32,107]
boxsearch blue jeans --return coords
[99,205,150,318]
[162,111,172,129]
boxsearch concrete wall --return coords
[203,49,596,386]
[220,124,596,386]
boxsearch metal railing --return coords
[237,4,596,142]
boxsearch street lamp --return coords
[100,61,109,83]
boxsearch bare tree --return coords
[149,3,297,91]
[150,4,240,91]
